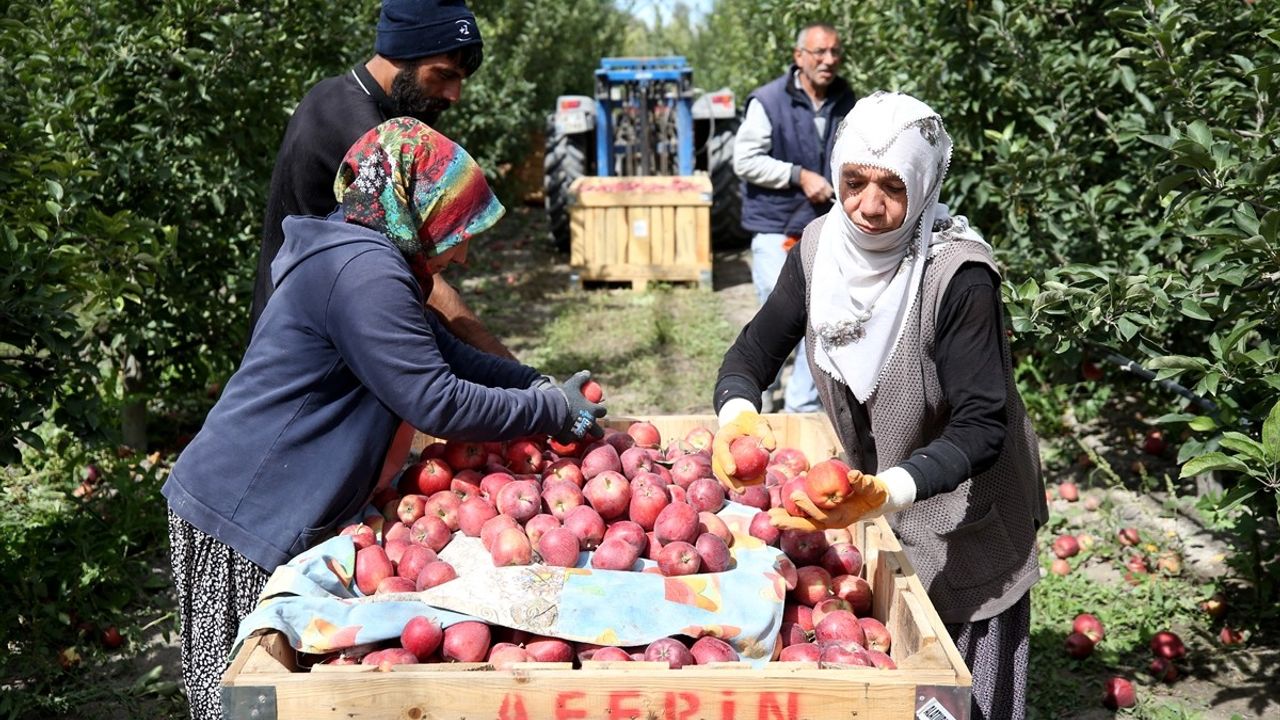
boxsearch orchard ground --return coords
[4,205,1275,719]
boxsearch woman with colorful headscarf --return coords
[162,118,604,719]
[711,93,1046,719]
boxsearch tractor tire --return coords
[707,120,749,248]
[544,117,589,253]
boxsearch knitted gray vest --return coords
[800,216,1048,623]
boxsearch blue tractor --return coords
[543,56,746,252]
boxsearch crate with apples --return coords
[222,411,972,720]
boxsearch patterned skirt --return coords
[167,509,270,720]
[945,591,1032,720]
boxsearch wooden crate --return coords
[224,414,972,720]
[568,176,712,290]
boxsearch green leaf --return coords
[45,179,64,201]
[1187,415,1217,432]
[1217,483,1258,513]
[1032,115,1057,134]
[1187,120,1213,148]
[1263,398,1280,462]
[1220,432,1265,462]
[1260,210,1279,243]
[1148,355,1209,371]
[1140,134,1174,150]
[1179,452,1248,478]
[1191,245,1231,271]
[1179,298,1211,321]
[1156,170,1198,196]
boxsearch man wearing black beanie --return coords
[250,0,509,357]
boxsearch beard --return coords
[389,64,452,125]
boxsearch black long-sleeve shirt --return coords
[714,246,1009,503]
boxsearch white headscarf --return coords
[810,92,986,402]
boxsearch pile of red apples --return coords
[329,412,892,670]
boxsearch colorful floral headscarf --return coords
[334,117,504,286]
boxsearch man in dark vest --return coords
[733,22,856,413]
[251,0,513,359]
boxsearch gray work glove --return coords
[551,370,606,444]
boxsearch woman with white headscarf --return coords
[711,92,1046,719]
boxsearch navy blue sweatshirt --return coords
[164,214,568,570]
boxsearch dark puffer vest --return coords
[739,70,856,238]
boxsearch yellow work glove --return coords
[711,400,777,491]
[768,467,915,531]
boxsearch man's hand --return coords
[798,168,834,205]
[768,468,913,531]
[551,371,606,444]
[711,408,776,491]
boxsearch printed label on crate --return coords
[494,689,803,720]
[917,697,958,720]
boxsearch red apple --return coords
[684,426,714,451]
[815,609,866,646]
[424,490,461,531]
[404,459,453,496]
[542,458,585,487]
[670,453,713,488]
[1148,656,1178,683]
[782,603,814,632]
[1219,625,1244,645]
[603,520,646,550]
[1052,534,1080,559]
[537,527,581,567]
[858,617,892,653]
[818,640,873,667]
[479,514,519,550]
[697,511,733,546]
[657,541,702,576]
[397,544,436,581]
[1101,676,1136,709]
[803,459,852,509]
[1150,630,1186,660]
[1051,558,1071,576]
[355,545,394,595]
[749,511,781,545]
[397,494,429,524]
[375,576,416,594]
[541,479,585,520]
[456,496,498,537]
[1142,429,1167,456]
[582,379,604,403]
[792,565,833,606]
[690,636,738,664]
[442,621,491,662]
[811,597,853,626]
[443,441,486,472]
[450,476,483,503]
[523,513,561,548]
[409,515,452,552]
[780,621,811,647]
[866,649,897,669]
[728,435,769,480]
[416,560,458,590]
[778,643,820,662]
[626,421,662,450]
[619,446,657,479]
[562,504,607,550]
[490,527,533,567]
[495,480,541,523]
[821,542,864,578]
[730,484,771,510]
[771,447,810,478]
[479,471,516,501]
[580,443,622,480]
[654,502,700,546]
[524,636,574,663]
[695,532,731,572]
[1057,482,1079,502]
[591,537,642,571]
[1073,613,1104,643]
[643,637,694,668]
[591,646,633,662]
[505,438,546,474]
[780,529,827,565]
[831,574,873,615]
[1064,631,1095,659]
[100,625,123,650]
[582,470,631,519]
[487,642,530,669]
[362,647,419,669]
[339,523,377,551]
[685,477,726,514]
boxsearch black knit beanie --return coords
[376,0,484,73]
